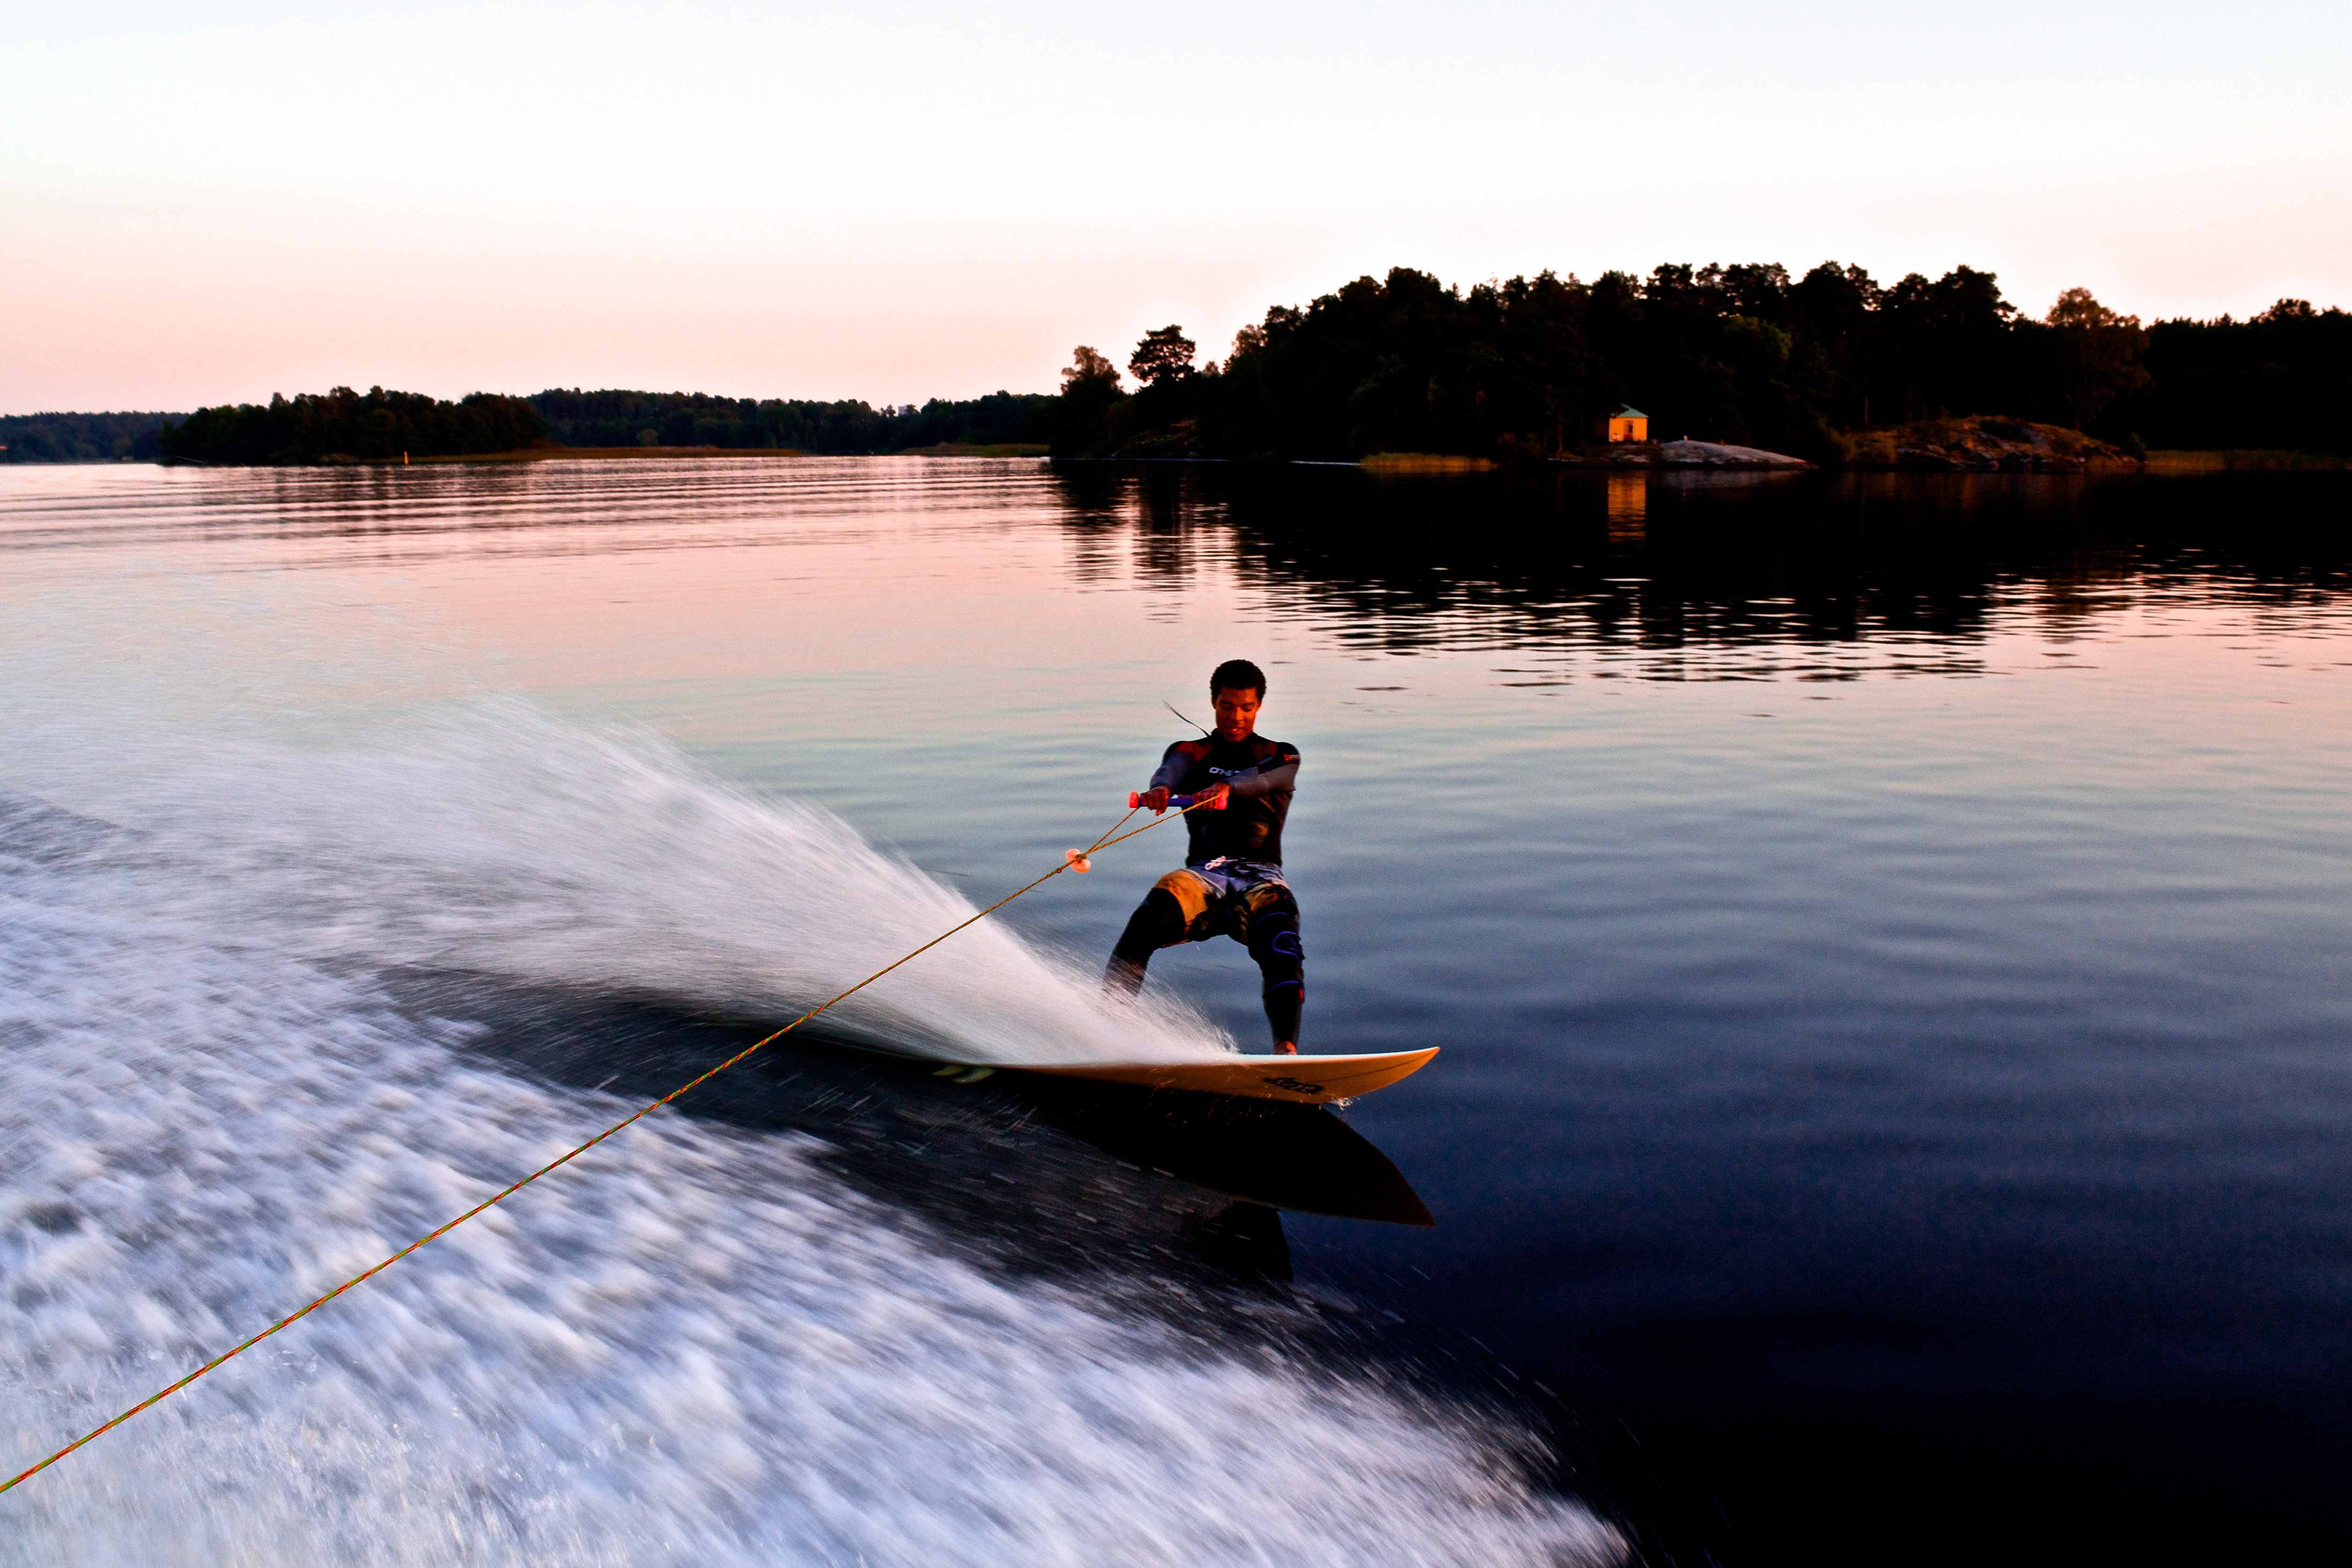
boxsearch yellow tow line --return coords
[3,800,1199,1495]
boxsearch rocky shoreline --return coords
[1069,412,2152,473]
[1840,415,2141,472]
[1560,438,1814,470]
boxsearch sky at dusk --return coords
[7,0,2348,413]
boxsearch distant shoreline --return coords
[409,446,806,463]
[104,446,2352,474]
[415,442,1053,463]
[160,442,1057,467]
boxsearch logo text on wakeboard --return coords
[1260,1076,1326,1094]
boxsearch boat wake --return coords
[0,615,1620,1566]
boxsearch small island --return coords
[1039,266,2347,472]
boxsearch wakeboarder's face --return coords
[1211,685,1261,742]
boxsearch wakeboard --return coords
[1015,1048,1438,1106]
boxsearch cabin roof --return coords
[1612,405,1647,418]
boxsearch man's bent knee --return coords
[1245,902,1306,1044]
[1152,869,1214,929]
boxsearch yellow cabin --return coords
[1600,405,1649,444]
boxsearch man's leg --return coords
[1243,886,1306,1050]
[1105,870,1213,996]
[1105,887,1187,995]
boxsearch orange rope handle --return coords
[2,799,1195,1495]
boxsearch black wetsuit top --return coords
[1149,734,1301,866]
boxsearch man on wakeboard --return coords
[1104,659,1306,1055]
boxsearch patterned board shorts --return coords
[1152,857,1293,943]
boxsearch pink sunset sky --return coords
[7,0,2348,414]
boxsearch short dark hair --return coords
[1209,658,1266,699]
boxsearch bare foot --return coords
[1273,1040,1298,1055]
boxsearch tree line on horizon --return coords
[0,410,180,463]
[128,386,1053,465]
[1052,264,2352,462]
[155,386,548,465]
[10,262,2344,465]
[526,387,1051,453]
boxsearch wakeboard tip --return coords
[1014,1047,1439,1105]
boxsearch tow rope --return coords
[3,797,1209,1494]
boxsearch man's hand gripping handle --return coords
[1128,788,1228,813]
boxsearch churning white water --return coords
[0,667,1620,1563]
[3,689,1232,1069]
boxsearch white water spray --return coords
[6,690,1232,1068]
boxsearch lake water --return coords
[2,458,2347,1565]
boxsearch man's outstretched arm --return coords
[1220,759,1298,799]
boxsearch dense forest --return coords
[159,386,547,464]
[527,388,1051,452]
[0,411,179,463]
[1052,265,2352,462]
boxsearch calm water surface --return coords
[2,458,2348,1565]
